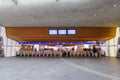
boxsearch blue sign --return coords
[19,41,104,45]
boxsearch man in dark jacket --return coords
[92,47,98,57]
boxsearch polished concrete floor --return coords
[0,57,120,80]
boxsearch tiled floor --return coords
[0,57,120,80]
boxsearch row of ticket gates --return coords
[16,48,106,58]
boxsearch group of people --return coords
[117,49,120,58]
[16,45,106,58]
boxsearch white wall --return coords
[108,27,120,57]
[0,26,19,57]
[100,41,109,56]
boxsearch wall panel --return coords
[6,27,116,42]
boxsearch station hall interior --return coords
[0,0,120,58]
[0,0,120,80]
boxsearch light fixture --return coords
[94,14,96,17]
[114,4,117,7]
[68,16,71,18]
[104,19,106,22]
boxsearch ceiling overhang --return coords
[6,27,116,42]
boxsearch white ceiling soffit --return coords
[0,0,120,27]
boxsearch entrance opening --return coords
[0,37,4,57]
[117,37,120,58]
[16,41,106,58]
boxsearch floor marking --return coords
[62,59,120,80]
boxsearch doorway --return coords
[0,37,4,57]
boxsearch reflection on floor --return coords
[0,57,120,80]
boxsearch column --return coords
[108,27,120,57]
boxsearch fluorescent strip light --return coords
[19,0,54,5]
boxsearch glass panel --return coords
[49,30,57,35]
[58,30,66,35]
[68,30,76,35]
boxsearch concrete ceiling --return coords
[0,0,120,27]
